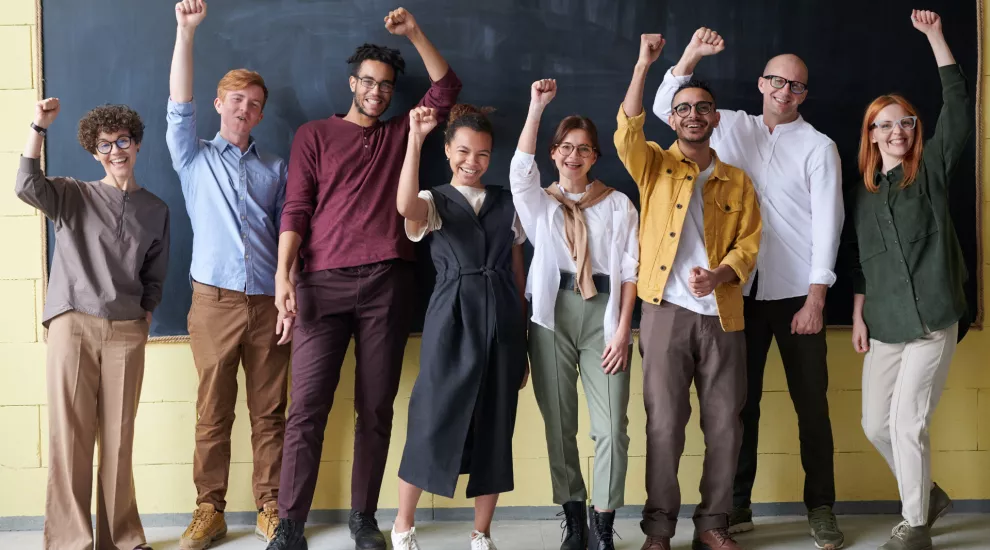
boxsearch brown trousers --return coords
[44,311,149,550]
[639,301,746,538]
[187,282,290,511]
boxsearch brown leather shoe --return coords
[693,527,742,550]
[640,536,671,550]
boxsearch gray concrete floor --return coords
[1,515,987,549]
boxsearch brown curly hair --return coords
[77,104,145,154]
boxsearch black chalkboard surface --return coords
[42,0,981,337]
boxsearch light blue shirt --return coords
[166,99,286,296]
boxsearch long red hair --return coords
[858,94,924,193]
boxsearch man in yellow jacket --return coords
[615,33,761,550]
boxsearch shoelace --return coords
[809,507,839,533]
[471,532,495,550]
[394,529,421,550]
[260,508,279,536]
[272,519,297,544]
[189,508,215,534]
[891,520,912,539]
[556,510,584,543]
[710,528,731,545]
[595,521,621,547]
[353,512,380,532]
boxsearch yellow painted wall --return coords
[1,0,989,520]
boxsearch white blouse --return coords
[405,185,526,245]
[509,150,639,345]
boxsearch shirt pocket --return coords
[856,212,887,262]
[714,196,744,248]
[247,170,281,213]
[895,192,939,243]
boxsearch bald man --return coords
[653,28,844,550]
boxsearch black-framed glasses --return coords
[96,136,132,155]
[672,101,714,117]
[555,143,596,158]
[356,76,395,94]
[762,75,808,95]
[872,116,918,134]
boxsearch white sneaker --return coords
[391,526,421,550]
[471,530,497,550]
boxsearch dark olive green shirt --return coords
[848,64,971,344]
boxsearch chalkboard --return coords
[42,0,982,338]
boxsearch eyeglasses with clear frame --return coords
[555,143,596,158]
[871,116,918,134]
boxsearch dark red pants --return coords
[277,260,414,521]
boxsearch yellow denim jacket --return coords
[614,107,761,332]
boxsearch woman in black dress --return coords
[389,104,529,550]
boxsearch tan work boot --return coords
[179,503,227,550]
[257,501,281,542]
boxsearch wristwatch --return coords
[30,122,47,136]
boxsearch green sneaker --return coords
[807,506,844,549]
[727,507,753,535]
[879,521,932,550]
[927,482,952,528]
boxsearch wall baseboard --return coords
[4,501,990,532]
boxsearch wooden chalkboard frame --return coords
[34,0,985,343]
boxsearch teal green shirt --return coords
[849,64,971,344]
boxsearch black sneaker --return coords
[349,510,387,550]
[928,482,952,528]
[265,518,308,550]
[589,508,619,550]
[557,501,588,550]
[727,507,753,535]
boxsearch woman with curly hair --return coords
[389,104,528,550]
[16,98,169,550]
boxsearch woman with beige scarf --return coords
[509,79,639,550]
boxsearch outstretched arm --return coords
[169,0,207,103]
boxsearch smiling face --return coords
[551,128,598,181]
[871,103,916,160]
[214,84,266,137]
[92,129,139,179]
[668,87,720,144]
[444,127,492,186]
[349,60,395,119]
[758,54,809,119]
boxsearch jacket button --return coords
[669,232,676,237]
[653,298,659,303]
[660,265,667,271]
[687,176,693,181]
[666,169,672,174]
[725,205,731,212]
[676,204,683,209]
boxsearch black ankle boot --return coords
[265,518,307,550]
[349,510,386,550]
[589,508,617,550]
[558,501,589,550]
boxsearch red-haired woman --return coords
[849,10,970,550]
[510,79,639,550]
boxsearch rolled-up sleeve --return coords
[165,99,202,178]
[620,198,640,284]
[414,68,463,124]
[808,141,843,287]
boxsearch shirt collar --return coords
[759,113,806,133]
[212,133,260,158]
[668,141,731,181]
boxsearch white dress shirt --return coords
[509,150,639,345]
[662,163,719,316]
[654,68,844,301]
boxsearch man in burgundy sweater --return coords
[265,8,461,550]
